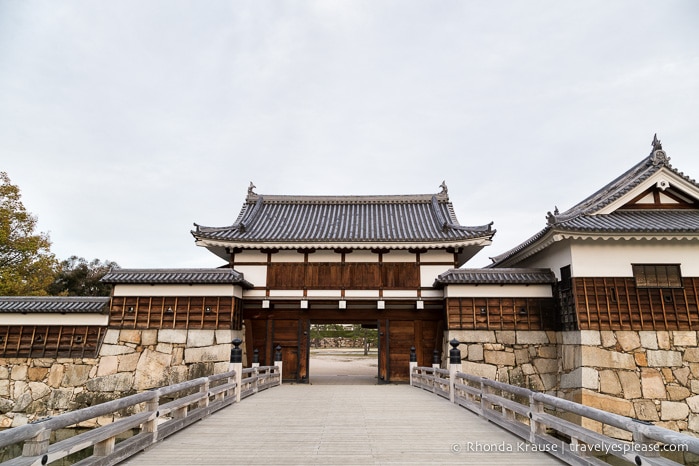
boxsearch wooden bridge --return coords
[2,352,699,465]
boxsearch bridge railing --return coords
[411,341,699,466]
[0,363,281,466]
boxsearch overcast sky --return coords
[1,1,698,270]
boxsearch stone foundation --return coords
[0,328,242,428]
[446,329,699,436]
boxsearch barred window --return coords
[559,265,572,290]
[632,264,682,288]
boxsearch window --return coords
[632,264,683,288]
[559,265,572,290]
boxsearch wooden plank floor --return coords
[121,384,564,465]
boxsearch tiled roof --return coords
[192,191,494,248]
[100,268,252,287]
[0,296,110,314]
[491,142,699,266]
[434,268,556,286]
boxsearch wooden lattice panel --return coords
[573,277,699,330]
[109,296,240,330]
[0,325,104,358]
[446,297,557,331]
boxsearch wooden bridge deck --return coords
[121,384,563,465]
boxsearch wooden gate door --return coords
[272,319,306,382]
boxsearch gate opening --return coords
[309,323,379,385]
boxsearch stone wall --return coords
[0,328,242,428]
[446,329,699,436]
[446,330,560,395]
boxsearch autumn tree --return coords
[0,172,57,295]
[48,256,118,296]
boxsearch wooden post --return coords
[448,339,462,404]
[94,436,116,457]
[252,348,260,368]
[274,344,283,385]
[529,393,545,444]
[409,346,417,386]
[198,379,210,409]
[432,349,440,369]
[231,338,243,403]
[253,366,259,394]
[141,395,160,442]
[22,428,50,459]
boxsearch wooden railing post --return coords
[253,367,260,394]
[529,393,544,444]
[274,344,283,385]
[409,346,417,386]
[231,338,243,402]
[141,394,160,441]
[22,428,50,460]
[448,339,461,403]
[252,348,260,368]
[432,349,440,369]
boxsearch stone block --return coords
[495,331,515,345]
[693,380,699,394]
[673,331,697,347]
[514,348,530,365]
[141,330,158,346]
[647,350,683,367]
[562,346,580,371]
[521,363,536,376]
[657,331,671,350]
[616,331,641,351]
[600,331,617,348]
[580,330,602,346]
[483,343,504,351]
[118,352,140,372]
[467,344,483,361]
[602,425,632,442]
[97,356,118,377]
[689,414,699,431]
[187,330,215,348]
[581,389,634,417]
[158,329,187,344]
[451,330,496,343]
[581,347,635,369]
[86,373,134,392]
[667,385,690,401]
[484,350,515,366]
[516,331,549,345]
[62,365,92,387]
[184,345,231,363]
[638,331,658,350]
[28,382,51,400]
[687,395,699,413]
[634,400,659,421]
[641,368,667,399]
[0,380,9,397]
[661,401,689,421]
[11,365,27,381]
[634,352,647,367]
[215,330,234,345]
[560,367,599,390]
[32,359,54,368]
[684,348,699,363]
[99,344,135,356]
[27,367,48,382]
[0,366,7,378]
[103,329,120,345]
[617,371,642,399]
[674,367,691,386]
[533,358,558,374]
[537,346,557,359]
[47,365,64,388]
[540,374,557,391]
[156,343,173,355]
[119,330,141,345]
[460,361,497,380]
[134,349,172,390]
[48,388,74,410]
[599,370,622,395]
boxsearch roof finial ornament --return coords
[247,181,257,197]
[439,180,448,195]
[649,133,670,166]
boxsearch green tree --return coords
[0,172,57,295]
[48,256,118,296]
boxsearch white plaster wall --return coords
[444,284,552,298]
[271,250,305,262]
[514,240,572,280]
[570,240,699,277]
[419,250,454,262]
[232,250,266,263]
[420,265,452,287]
[307,251,342,262]
[383,290,419,298]
[306,290,343,297]
[344,250,379,263]
[233,265,266,288]
[382,250,415,262]
[0,314,110,325]
[114,284,241,298]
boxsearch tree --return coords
[48,256,119,296]
[0,172,57,295]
